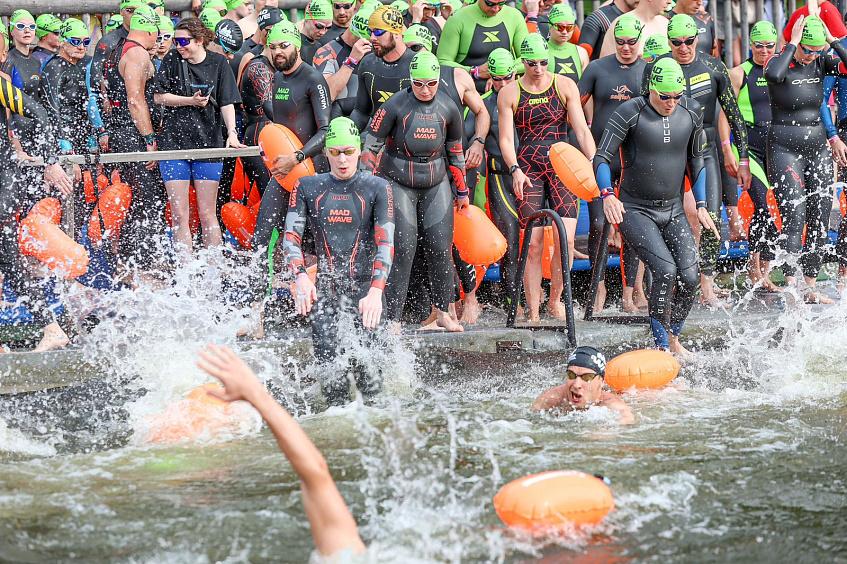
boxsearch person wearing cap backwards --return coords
[436,0,528,93]
[297,0,333,65]
[665,0,718,58]
[642,14,751,309]
[532,346,633,423]
[32,14,63,65]
[498,34,595,323]
[313,6,374,118]
[283,117,395,404]
[578,14,647,314]
[317,0,357,46]
[597,58,714,355]
[764,16,847,304]
[599,0,667,58]
[359,52,468,333]
[725,22,780,293]
[578,0,637,61]
[350,6,416,131]
[406,0,443,52]
[642,33,670,62]
[546,4,588,83]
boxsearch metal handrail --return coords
[506,209,577,347]
[19,147,261,167]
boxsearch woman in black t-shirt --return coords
[153,17,245,259]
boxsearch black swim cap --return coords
[215,19,244,53]
[566,346,607,377]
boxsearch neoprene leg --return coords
[800,148,834,279]
[768,142,806,276]
[486,169,521,307]
[663,208,699,328]
[699,145,723,277]
[384,183,420,321]
[419,178,455,313]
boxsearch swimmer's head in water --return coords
[667,13,697,40]
[564,348,606,410]
[801,16,827,48]
[567,346,607,377]
[614,14,642,40]
[749,21,777,44]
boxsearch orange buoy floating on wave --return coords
[493,470,614,528]
[453,205,507,266]
[222,202,259,249]
[19,200,89,279]
[259,123,316,192]
[604,349,680,391]
[146,383,233,443]
[549,142,600,202]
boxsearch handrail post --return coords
[584,220,611,321]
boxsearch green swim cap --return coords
[267,20,301,48]
[361,0,383,12]
[403,24,433,51]
[199,8,224,31]
[226,0,245,9]
[801,16,827,48]
[105,14,124,34]
[158,16,175,34]
[130,5,160,34]
[548,4,576,24]
[36,14,62,38]
[650,57,685,94]
[667,13,697,39]
[643,33,671,58]
[10,10,34,26]
[60,18,89,40]
[306,0,333,20]
[749,21,777,44]
[352,8,375,39]
[203,0,228,12]
[410,51,440,79]
[520,33,549,60]
[326,117,361,148]
[614,14,642,39]
[488,47,516,76]
[391,0,410,12]
[120,0,144,10]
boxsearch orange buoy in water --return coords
[259,123,316,192]
[146,383,233,443]
[28,197,62,225]
[453,205,507,266]
[88,182,133,245]
[493,470,614,528]
[20,213,89,279]
[549,142,600,202]
[738,190,754,234]
[222,202,258,249]
[604,349,680,391]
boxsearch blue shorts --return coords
[160,159,223,183]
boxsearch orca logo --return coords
[791,78,820,85]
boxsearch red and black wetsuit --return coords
[239,54,274,197]
[283,171,395,405]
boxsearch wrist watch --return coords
[473,137,484,145]
[509,164,520,174]
[295,150,306,163]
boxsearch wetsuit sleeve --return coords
[371,179,396,290]
[0,74,59,161]
[593,99,639,173]
[246,60,275,121]
[823,76,838,139]
[436,13,467,69]
[685,102,707,207]
[824,39,847,77]
[445,102,469,196]
[283,179,308,274]
[578,64,597,106]
[640,58,655,97]
[711,58,749,159]
[39,63,63,148]
[351,64,373,130]
[764,44,795,84]
[360,98,396,173]
[301,75,331,158]
[85,60,105,133]
[578,13,603,57]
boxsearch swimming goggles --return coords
[552,23,575,33]
[800,45,825,55]
[566,370,602,382]
[484,0,508,6]
[268,41,293,50]
[657,92,684,101]
[12,23,37,32]
[328,147,358,156]
[615,37,639,46]
[156,33,173,43]
[333,2,353,8]
[752,41,775,49]
[491,73,515,81]
[313,22,329,30]
[412,78,439,88]
[669,37,696,46]
[409,43,426,52]
[524,59,548,67]
[64,37,92,47]
[370,28,388,37]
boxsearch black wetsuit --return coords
[90,26,129,128]
[667,9,717,56]
[317,22,347,46]
[1,48,45,156]
[361,88,467,320]
[314,35,357,117]
[764,41,847,279]
[594,96,706,347]
[579,53,645,286]
[350,49,416,132]
[283,171,395,405]
[578,3,623,60]
[300,33,320,66]
[239,54,274,197]
[642,53,749,277]
[230,36,259,77]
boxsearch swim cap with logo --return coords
[410,51,440,79]
[614,14,642,39]
[749,20,777,44]
[488,47,516,76]
[403,24,433,51]
[203,0,228,12]
[36,14,62,38]
[650,56,685,93]
[158,16,175,34]
[801,16,827,48]
[105,14,124,34]
[643,33,671,58]
[548,3,576,24]
[352,8,375,39]
[361,0,383,12]
[369,5,405,35]
[667,13,697,39]
[10,10,34,26]
[60,18,90,40]
[258,7,285,30]
[566,346,607,377]
[520,33,549,60]
[215,19,243,52]
[306,0,333,20]
[130,5,160,33]
[199,8,224,31]
[119,0,144,11]
[226,0,245,9]
[326,117,361,148]
[267,20,301,48]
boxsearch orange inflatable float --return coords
[840,189,846,217]
[737,190,783,234]
[146,383,234,443]
[222,202,259,249]
[453,205,508,266]
[259,123,316,192]
[19,201,89,279]
[549,142,600,202]
[88,182,133,245]
[493,470,614,528]
[28,197,62,224]
[604,349,680,391]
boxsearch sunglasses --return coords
[409,43,426,52]
[484,0,508,6]
[657,92,683,101]
[215,8,227,16]
[524,59,548,67]
[490,72,514,81]
[157,33,173,42]
[370,28,388,37]
[328,147,358,156]
[12,23,37,32]
[148,2,162,8]
[268,41,293,50]
[800,45,825,55]
[412,78,439,87]
[552,23,575,33]
[752,41,775,49]
[174,36,193,47]
[566,369,602,382]
[670,37,696,46]
[313,22,329,30]
[333,2,353,8]
[65,36,92,47]
[615,37,639,46]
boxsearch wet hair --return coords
[175,17,214,47]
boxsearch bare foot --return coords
[572,248,590,260]
[436,311,464,332]
[621,301,648,314]
[803,289,834,305]
[668,336,691,360]
[460,294,481,325]
[420,307,437,326]
[33,323,69,352]
[592,282,607,313]
[546,301,569,320]
[699,294,730,309]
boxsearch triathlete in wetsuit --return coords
[316,0,356,46]
[285,117,395,405]
[578,0,633,60]
[499,34,595,322]
[232,7,283,79]
[642,14,750,307]
[578,14,646,312]
[239,48,275,197]
[32,14,62,68]
[822,57,847,285]
[764,16,847,302]
[666,0,718,57]
[3,10,45,159]
[360,52,468,333]
[597,58,715,354]
[436,0,529,92]
[547,4,588,82]
[314,8,373,119]
[299,0,333,65]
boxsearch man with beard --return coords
[318,0,357,46]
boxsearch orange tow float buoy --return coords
[453,205,507,266]
[221,202,258,249]
[840,190,847,218]
[146,383,233,443]
[604,349,680,391]
[493,470,615,528]
[19,202,89,279]
[28,197,62,225]
[258,123,316,192]
[549,142,600,202]
[88,182,132,245]
[737,190,754,234]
